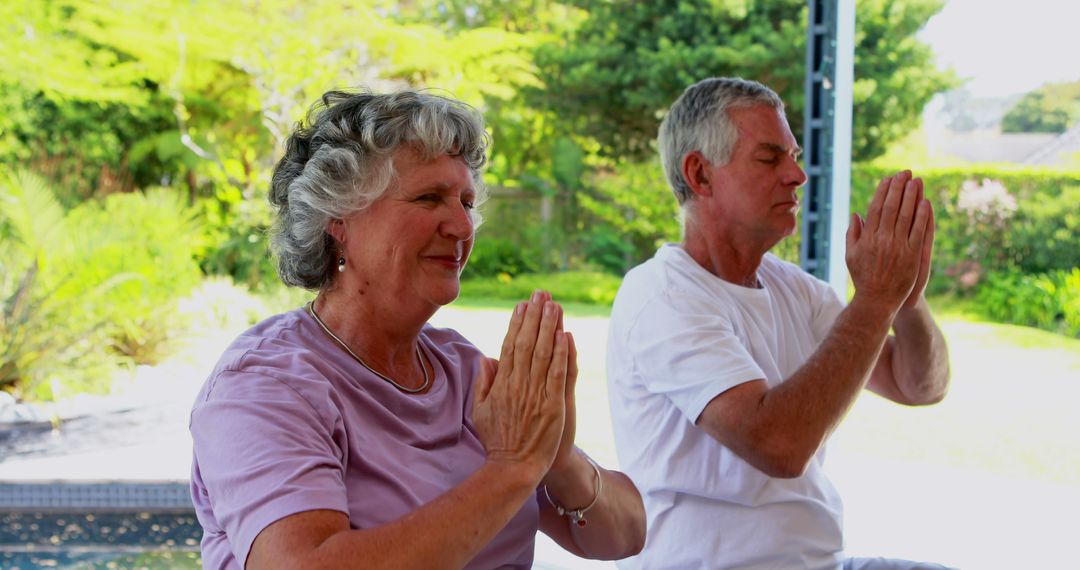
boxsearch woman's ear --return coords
[682,151,714,198]
[327,218,347,244]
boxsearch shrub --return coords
[65,189,204,363]
[975,268,1080,337]
[1,171,128,400]
[196,183,277,289]
[852,165,1080,295]
[463,236,540,278]
[460,271,622,305]
[578,160,681,273]
[1,171,204,400]
[579,227,637,276]
[1,255,129,401]
[1006,185,1080,274]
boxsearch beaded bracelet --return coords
[543,456,603,527]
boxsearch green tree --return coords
[1001,81,1080,134]
[579,159,681,272]
[2,0,575,279]
[531,0,956,162]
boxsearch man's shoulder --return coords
[613,246,693,318]
[618,244,713,297]
[760,253,808,281]
[760,254,838,302]
[611,245,736,341]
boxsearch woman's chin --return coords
[429,283,461,308]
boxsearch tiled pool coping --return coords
[0,482,202,568]
[0,481,193,510]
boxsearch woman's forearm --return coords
[539,450,646,560]
[250,459,541,570]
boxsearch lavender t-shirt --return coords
[189,308,539,569]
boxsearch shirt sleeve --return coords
[626,292,766,424]
[806,274,846,344]
[190,370,350,567]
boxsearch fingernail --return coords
[544,301,554,316]
[515,302,524,316]
[531,290,541,303]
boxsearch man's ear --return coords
[682,151,714,198]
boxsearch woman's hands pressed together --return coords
[474,290,646,560]
[473,290,571,481]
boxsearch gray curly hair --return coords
[658,77,785,206]
[268,89,490,290]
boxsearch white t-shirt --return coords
[607,244,847,570]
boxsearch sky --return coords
[919,0,1080,98]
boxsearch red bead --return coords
[577,519,587,527]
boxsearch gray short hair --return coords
[658,77,785,205]
[268,89,490,290]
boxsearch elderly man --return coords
[606,77,953,570]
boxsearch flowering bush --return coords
[851,165,1080,298]
[949,178,1018,289]
[957,178,1017,223]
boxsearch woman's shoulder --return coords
[199,308,332,400]
[421,322,484,359]
[219,308,312,365]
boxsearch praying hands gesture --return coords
[474,290,646,560]
[846,170,935,315]
[473,290,569,479]
[847,169,950,406]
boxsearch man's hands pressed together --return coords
[846,170,935,316]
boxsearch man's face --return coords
[702,105,808,246]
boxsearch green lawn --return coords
[834,304,1080,486]
[449,295,616,318]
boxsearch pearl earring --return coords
[337,254,346,272]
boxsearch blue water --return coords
[0,511,201,569]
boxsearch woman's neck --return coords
[312,285,434,384]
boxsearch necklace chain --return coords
[306,301,431,394]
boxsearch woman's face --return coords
[339,147,477,310]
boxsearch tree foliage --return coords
[1,0,965,282]
[1001,81,1080,134]
[532,0,956,162]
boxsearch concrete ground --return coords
[1,305,1075,569]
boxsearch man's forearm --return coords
[768,295,894,435]
[728,293,897,477]
[890,297,950,404]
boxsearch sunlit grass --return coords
[451,295,614,318]
[836,297,1080,486]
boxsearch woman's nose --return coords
[441,201,474,241]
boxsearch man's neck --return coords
[681,228,772,289]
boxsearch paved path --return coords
[1,306,1075,569]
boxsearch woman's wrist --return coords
[482,454,548,493]
[543,453,603,528]
[541,450,602,516]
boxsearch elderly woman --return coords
[188,90,645,569]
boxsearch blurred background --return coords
[1,1,1078,568]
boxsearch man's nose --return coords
[787,157,808,187]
